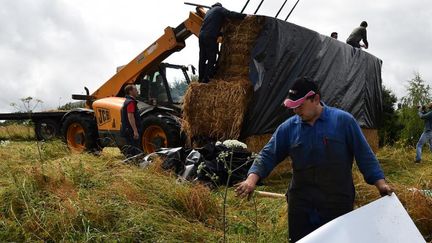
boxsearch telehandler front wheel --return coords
[61,114,100,153]
[141,115,181,154]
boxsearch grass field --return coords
[0,128,431,242]
[0,124,34,141]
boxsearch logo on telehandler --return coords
[97,108,111,125]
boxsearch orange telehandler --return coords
[66,7,207,154]
[0,7,207,154]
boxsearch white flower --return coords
[222,140,247,149]
[0,140,10,147]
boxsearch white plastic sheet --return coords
[298,194,425,243]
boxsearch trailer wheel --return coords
[141,115,181,154]
[61,114,100,153]
[34,119,59,141]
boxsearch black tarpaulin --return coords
[241,17,383,137]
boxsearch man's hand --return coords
[235,173,260,199]
[133,130,139,140]
[374,179,393,196]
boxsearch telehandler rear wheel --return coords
[141,115,181,154]
[61,114,100,153]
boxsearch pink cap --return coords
[283,91,316,109]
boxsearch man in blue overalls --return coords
[235,77,392,242]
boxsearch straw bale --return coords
[361,128,379,153]
[182,79,253,141]
[216,65,249,79]
[244,134,272,153]
[215,16,265,80]
[221,43,250,54]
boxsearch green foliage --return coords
[398,72,431,146]
[379,86,403,146]
[400,72,431,107]
[169,79,189,103]
[57,101,85,111]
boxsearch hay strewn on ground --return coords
[182,79,253,142]
[0,140,431,241]
[0,141,288,241]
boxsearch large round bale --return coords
[182,79,253,142]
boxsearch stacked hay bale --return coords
[182,17,265,143]
[182,15,380,152]
[214,17,265,80]
[361,128,379,152]
[182,79,253,141]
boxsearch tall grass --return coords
[0,124,34,141]
[0,140,430,241]
[0,141,288,242]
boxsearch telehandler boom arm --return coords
[87,8,206,104]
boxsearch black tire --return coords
[140,115,182,154]
[61,113,100,153]
[34,119,60,141]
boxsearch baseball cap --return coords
[283,77,319,109]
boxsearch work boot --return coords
[414,159,421,163]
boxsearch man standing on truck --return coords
[346,21,369,49]
[415,103,432,163]
[235,77,392,242]
[120,84,142,157]
[198,2,248,83]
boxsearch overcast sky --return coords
[0,0,431,113]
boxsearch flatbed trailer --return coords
[0,111,68,140]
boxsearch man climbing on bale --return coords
[415,103,432,163]
[346,21,369,49]
[235,77,392,242]
[120,84,142,158]
[198,2,249,83]
[330,32,338,39]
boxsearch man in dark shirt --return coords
[346,21,369,49]
[120,84,142,157]
[198,2,248,83]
